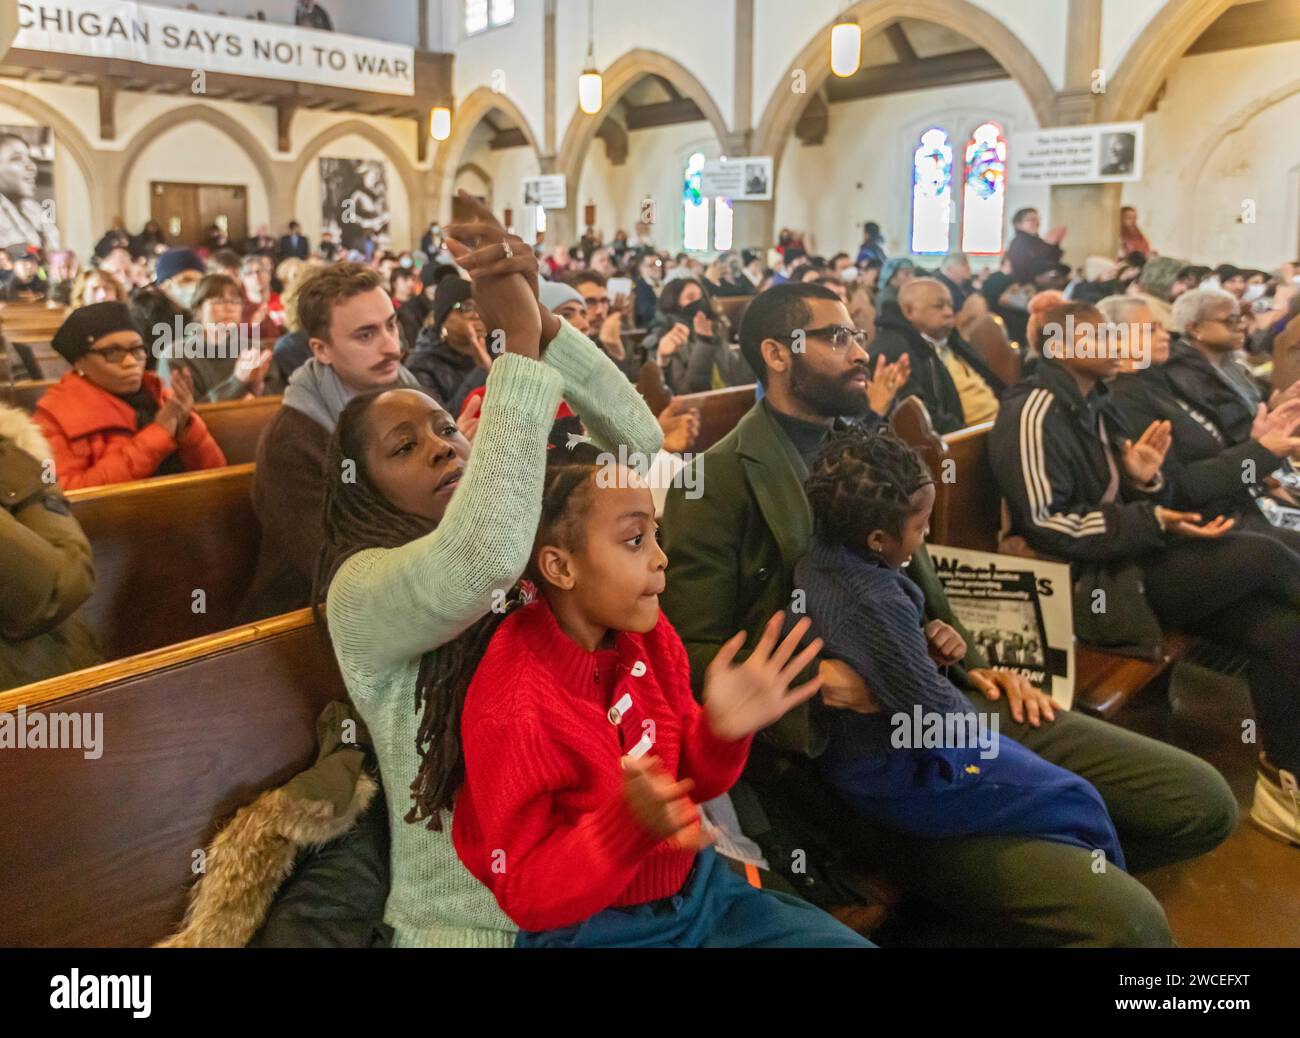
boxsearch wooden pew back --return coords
[891,397,998,553]
[195,396,281,465]
[69,464,260,661]
[713,296,755,341]
[965,313,1023,386]
[0,612,345,947]
[0,377,55,410]
[675,384,758,453]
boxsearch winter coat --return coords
[0,405,100,691]
[641,311,755,395]
[1110,342,1283,521]
[31,371,227,490]
[871,313,1005,435]
[989,360,1171,657]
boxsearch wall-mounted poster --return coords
[928,545,1076,710]
[1009,122,1144,186]
[320,157,390,254]
[700,157,773,201]
[0,126,59,254]
[522,175,568,210]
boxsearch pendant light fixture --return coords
[578,0,603,115]
[830,6,862,79]
[430,106,452,142]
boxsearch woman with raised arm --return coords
[314,194,664,947]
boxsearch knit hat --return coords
[1137,256,1188,303]
[880,257,915,287]
[52,301,137,363]
[539,280,585,312]
[154,248,204,285]
[431,275,472,331]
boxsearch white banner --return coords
[522,174,567,211]
[700,157,773,201]
[929,545,1076,710]
[1010,122,1144,186]
[13,0,415,95]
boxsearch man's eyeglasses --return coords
[1213,312,1245,328]
[453,301,480,318]
[775,325,870,353]
[88,344,148,365]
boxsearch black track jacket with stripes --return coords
[990,359,1170,563]
[990,360,1173,655]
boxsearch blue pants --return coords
[516,848,873,948]
[822,737,1127,871]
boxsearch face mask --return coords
[841,267,859,282]
[1243,284,1266,303]
[169,283,198,310]
[400,257,413,269]
[681,298,715,321]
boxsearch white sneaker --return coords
[1251,758,1300,846]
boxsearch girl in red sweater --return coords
[451,448,872,947]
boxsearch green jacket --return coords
[661,402,986,756]
[0,405,101,691]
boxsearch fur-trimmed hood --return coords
[0,403,52,464]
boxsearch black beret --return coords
[52,301,138,364]
[431,275,472,333]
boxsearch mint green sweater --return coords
[326,321,664,947]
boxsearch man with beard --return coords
[0,134,56,254]
[660,282,1235,946]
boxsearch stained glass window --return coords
[961,122,1008,255]
[911,128,953,255]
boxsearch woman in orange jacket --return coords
[33,301,227,490]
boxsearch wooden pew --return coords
[0,377,55,410]
[891,396,1188,718]
[0,611,346,947]
[68,464,260,661]
[195,396,281,465]
[713,296,755,340]
[675,384,758,453]
[965,313,1023,386]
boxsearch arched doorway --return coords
[429,87,543,229]
[551,49,732,248]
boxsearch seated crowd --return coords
[3,192,1299,948]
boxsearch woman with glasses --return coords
[32,302,226,489]
[407,275,492,409]
[158,273,273,403]
[642,277,755,395]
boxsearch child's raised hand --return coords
[621,756,708,848]
[702,614,824,742]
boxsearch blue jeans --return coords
[516,848,873,948]
[822,737,1127,871]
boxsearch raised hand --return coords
[702,614,824,742]
[621,756,711,850]
[657,322,691,362]
[446,193,543,361]
[457,394,483,443]
[657,398,700,454]
[1122,420,1172,484]
[866,353,910,416]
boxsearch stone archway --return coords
[1100,0,1237,122]
[291,118,423,234]
[755,0,1057,172]
[0,82,103,240]
[429,86,543,224]
[118,104,278,227]
[550,49,732,246]
[454,162,494,209]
